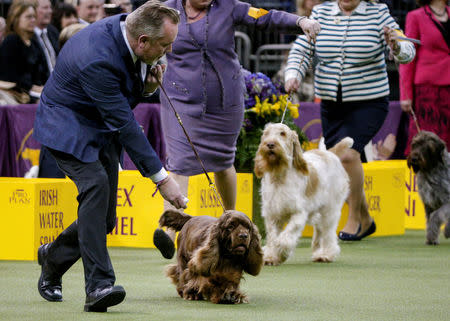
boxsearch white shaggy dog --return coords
[254,123,352,265]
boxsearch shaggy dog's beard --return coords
[260,143,289,171]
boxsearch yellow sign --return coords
[0,177,77,260]
[403,162,426,229]
[0,172,254,260]
[302,160,406,237]
[107,171,164,248]
[107,172,253,248]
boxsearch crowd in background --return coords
[0,0,419,103]
[0,0,448,154]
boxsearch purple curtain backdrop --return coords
[0,102,403,177]
[0,103,165,177]
[0,107,9,176]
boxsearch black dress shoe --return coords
[84,285,126,312]
[359,220,376,239]
[37,244,62,302]
[153,228,175,259]
[338,225,362,241]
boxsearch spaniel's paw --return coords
[183,288,203,301]
[425,239,439,245]
[445,224,450,239]
[221,291,248,304]
[312,255,333,263]
[263,246,282,265]
[312,249,337,263]
[263,257,281,266]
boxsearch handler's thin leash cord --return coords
[389,28,422,133]
[150,69,226,212]
[281,38,315,124]
[391,45,421,133]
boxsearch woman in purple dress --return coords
[155,0,320,258]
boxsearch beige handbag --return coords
[0,80,30,104]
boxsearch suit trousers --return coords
[45,138,120,294]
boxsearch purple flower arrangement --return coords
[235,70,307,172]
[243,69,284,109]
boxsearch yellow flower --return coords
[289,106,299,119]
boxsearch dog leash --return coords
[150,69,226,212]
[280,38,315,124]
[388,27,422,133]
[280,92,293,124]
[409,108,421,133]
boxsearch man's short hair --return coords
[125,0,179,40]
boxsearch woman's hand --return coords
[285,78,300,94]
[298,18,321,42]
[383,26,400,56]
[144,64,166,94]
[400,99,412,113]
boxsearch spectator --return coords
[58,22,86,47]
[34,0,59,77]
[0,0,47,103]
[51,2,78,32]
[285,0,415,241]
[152,0,321,258]
[400,0,450,153]
[76,0,101,24]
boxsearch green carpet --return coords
[0,230,448,321]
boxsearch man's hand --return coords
[157,176,188,209]
[298,18,321,42]
[400,99,412,113]
[285,78,300,94]
[144,64,166,95]
[383,26,400,56]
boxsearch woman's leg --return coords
[339,149,372,234]
[214,166,237,210]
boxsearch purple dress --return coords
[161,0,301,175]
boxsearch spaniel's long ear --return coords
[188,223,220,276]
[253,149,267,178]
[244,224,263,276]
[253,142,267,179]
[291,130,308,174]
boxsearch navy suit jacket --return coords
[33,14,163,177]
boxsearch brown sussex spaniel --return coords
[158,209,263,304]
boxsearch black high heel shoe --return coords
[359,220,376,239]
[338,225,362,241]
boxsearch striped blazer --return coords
[285,1,415,102]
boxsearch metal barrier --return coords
[234,31,253,70]
[254,43,292,76]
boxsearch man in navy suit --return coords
[33,0,186,312]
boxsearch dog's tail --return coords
[328,137,354,158]
[159,209,192,231]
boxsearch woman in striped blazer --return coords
[285,0,415,241]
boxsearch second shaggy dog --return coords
[254,123,352,265]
